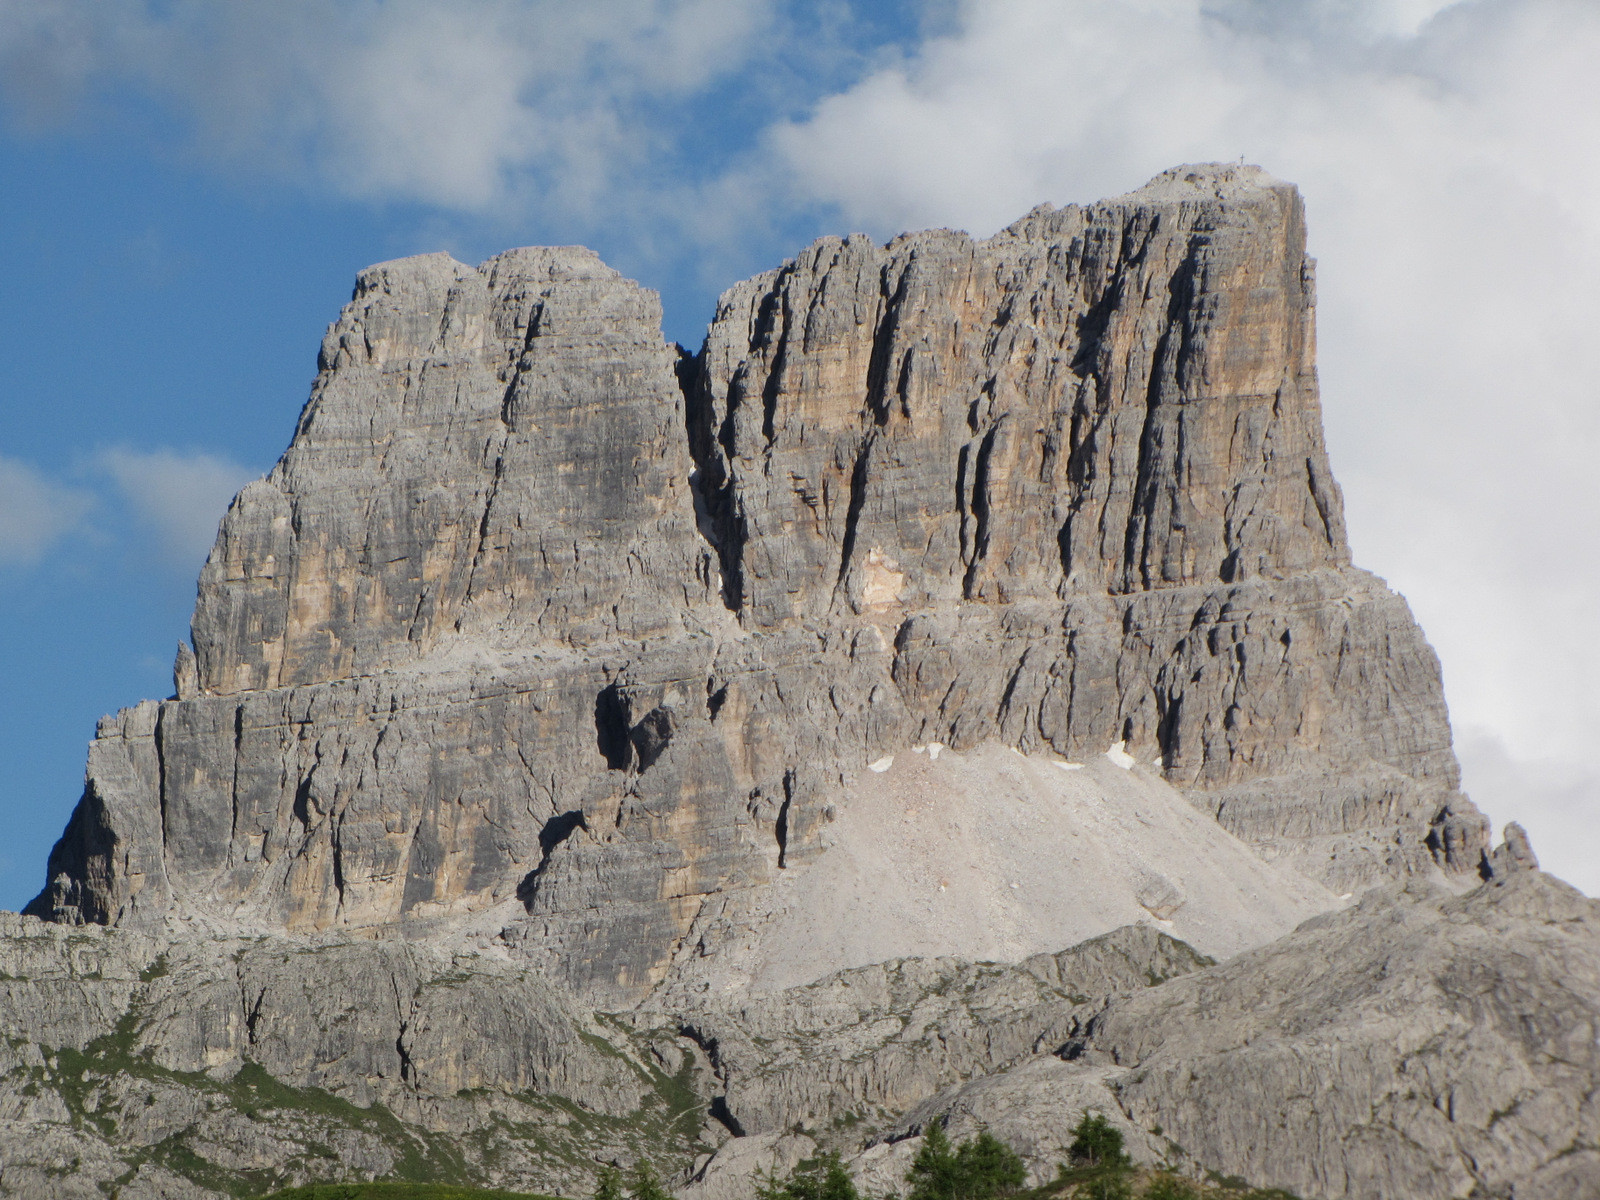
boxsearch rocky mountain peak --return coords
[30,166,1488,1000]
[6,166,1586,1200]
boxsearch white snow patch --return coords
[869,756,894,773]
[1055,761,1085,772]
[927,742,944,761]
[1105,741,1136,770]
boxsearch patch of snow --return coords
[1105,741,1136,770]
[1055,761,1085,772]
[927,742,944,761]
[869,756,894,773]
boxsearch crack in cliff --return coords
[835,434,876,595]
[679,343,745,614]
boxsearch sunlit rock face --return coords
[14,165,1589,1200]
[28,165,1486,1009]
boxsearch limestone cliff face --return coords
[191,246,716,695]
[28,165,1488,1006]
[692,168,1341,620]
[686,166,1470,865]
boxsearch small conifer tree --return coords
[593,1164,625,1200]
[907,1121,1027,1200]
[629,1159,670,1200]
[954,1131,1026,1197]
[1068,1112,1129,1170]
[754,1165,790,1200]
[1142,1173,1200,1200]
[782,1151,859,1200]
[907,1122,962,1200]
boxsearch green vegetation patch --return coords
[257,1186,561,1200]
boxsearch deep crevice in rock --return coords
[629,706,677,772]
[679,339,744,613]
[518,809,590,906]
[708,1095,744,1138]
[595,683,633,771]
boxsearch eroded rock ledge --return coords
[28,167,1492,1013]
[6,162,1589,1200]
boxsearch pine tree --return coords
[781,1151,859,1200]
[906,1122,962,1200]
[1143,1173,1200,1200]
[593,1164,624,1200]
[907,1123,1026,1200]
[954,1131,1026,1197]
[754,1166,790,1200]
[1067,1111,1132,1200]
[1068,1112,1129,1170]
[628,1159,670,1200]
[817,1151,859,1200]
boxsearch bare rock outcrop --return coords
[680,870,1600,1200]
[0,913,702,1198]
[674,924,1210,1142]
[27,166,1489,1014]
[1082,868,1600,1199]
[6,870,1596,1199]
[11,164,1578,1200]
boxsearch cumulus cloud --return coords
[0,455,91,566]
[0,0,775,215]
[770,0,1600,889]
[97,448,255,566]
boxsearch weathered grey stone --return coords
[11,164,1574,1200]
[674,923,1210,1141]
[29,165,1487,1011]
[686,164,1481,890]
[1078,869,1600,1199]
[0,912,709,1199]
[6,872,1599,1200]
[1484,819,1540,879]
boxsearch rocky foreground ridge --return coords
[3,164,1592,1200]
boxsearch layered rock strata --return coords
[0,913,708,1199]
[29,165,1488,1015]
[676,867,1600,1200]
[5,864,1592,1200]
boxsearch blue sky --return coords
[2,0,1598,907]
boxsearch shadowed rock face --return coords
[27,165,1487,1007]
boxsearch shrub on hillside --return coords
[757,1151,859,1200]
[906,1122,1027,1200]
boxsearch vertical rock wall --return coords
[27,165,1489,1006]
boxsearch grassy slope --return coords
[256,1185,563,1200]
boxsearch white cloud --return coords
[769,0,1600,888]
[0,455,91,566]
[97,448,255,566]
[0,0,775,215]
